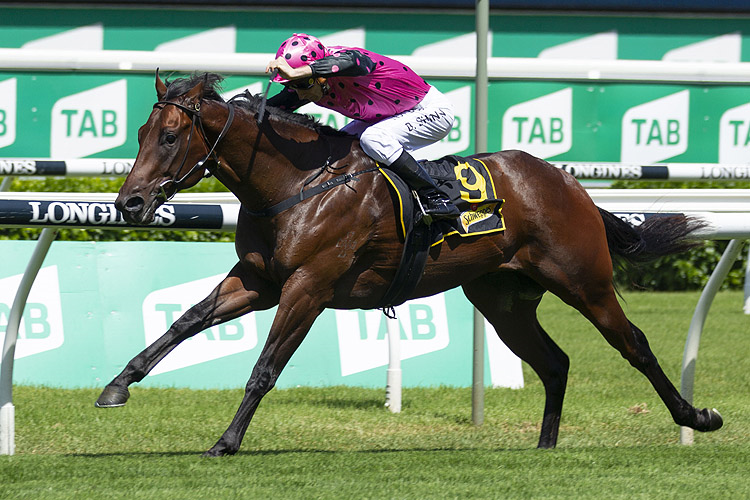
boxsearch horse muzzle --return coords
[115,192,157,225]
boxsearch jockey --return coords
[266,33,460,220]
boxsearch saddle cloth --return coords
[381,154,506,245]
[376,155,506,309]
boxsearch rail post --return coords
[679,239,744,445]
[385,315,402,413]
[1,227,58,455]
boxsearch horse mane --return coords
[163,72,350,138]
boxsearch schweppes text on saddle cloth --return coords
[382,155,506,244]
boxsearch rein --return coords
[155,85,378,218]
[153,99,236,202]
[242,166,380,218]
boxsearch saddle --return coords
[378,155,506,311]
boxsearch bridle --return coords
[152,99,235,201]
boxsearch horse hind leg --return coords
[567,280,723,435]
[463,273,569,449]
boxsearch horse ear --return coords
[184,76,206,105]
[155,68,167,101]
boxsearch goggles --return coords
[285,77,317,91]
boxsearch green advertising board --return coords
[0,241,524,389]
[2,7,750,389]
[2,6,750,165]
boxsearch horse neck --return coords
[212,104,349,213]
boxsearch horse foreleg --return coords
[463,274,568,448]
[95,263,278,408]
[203,285,324,457]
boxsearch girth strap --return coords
[378,208,433,313]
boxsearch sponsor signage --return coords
[621,90,690,164]
[335,295,451,377]
[0,159,133,176]
[1,241,524,390]
[50,80,128,159]
[699,164,750,179]
[501,88,572,159]
[613,212,684,226]
[558,164,661,180]
[0,200,225,229]
[0,266,64,359]
[719,102,750,164]
[558,163,750,180]
[1,9,750,163]
[142,274,259,375]
[0,78,16,150]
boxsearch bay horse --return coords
[96,72,722,456]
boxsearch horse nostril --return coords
[123,196,144,212]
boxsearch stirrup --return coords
[413,190,434,226]
[423,192,460,220]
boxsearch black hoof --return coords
[202,446,235,458]
[95,385,130,408]
[202,449,225,458]
[202,438,237,457]
[697,408,723,432]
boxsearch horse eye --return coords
[165,133,177,144]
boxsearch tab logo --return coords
[335,295,450,376]
[0,78,17,149]
[51,80,127,158]
[0,266,64,359]
[142,274,258,375]
[719,102,750,164]
[502,88,572,159]
[621,90,689,164]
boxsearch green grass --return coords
[1,291,748,499]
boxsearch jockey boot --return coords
[388,151,460,220]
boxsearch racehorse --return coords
[96,72,722,457]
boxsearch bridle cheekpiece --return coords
[153,98,235,201]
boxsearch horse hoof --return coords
[202,439,237,457]
[202,447,233,458]
[699,408,723,432]
[95,385,130,408]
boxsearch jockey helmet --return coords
[273,33,327,83]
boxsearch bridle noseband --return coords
[153,99,235,201]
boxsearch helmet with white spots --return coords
[273,33,327,83]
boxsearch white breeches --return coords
[341,86,455,166]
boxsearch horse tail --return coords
[598,207,706,266]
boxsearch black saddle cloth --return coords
[377,154,506,310]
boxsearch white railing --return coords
[0,158,133,177]
[3,189,749,232]
[5,158,750,182]
[3,48,750,83]
[1,187,748,452]
[552,162,750,182]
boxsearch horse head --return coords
[115,70,224,224]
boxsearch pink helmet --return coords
[273,33,327,83]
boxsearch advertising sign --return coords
[2,7,750,163]
[0,241,523,390]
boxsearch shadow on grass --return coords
[68,446,535,459]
